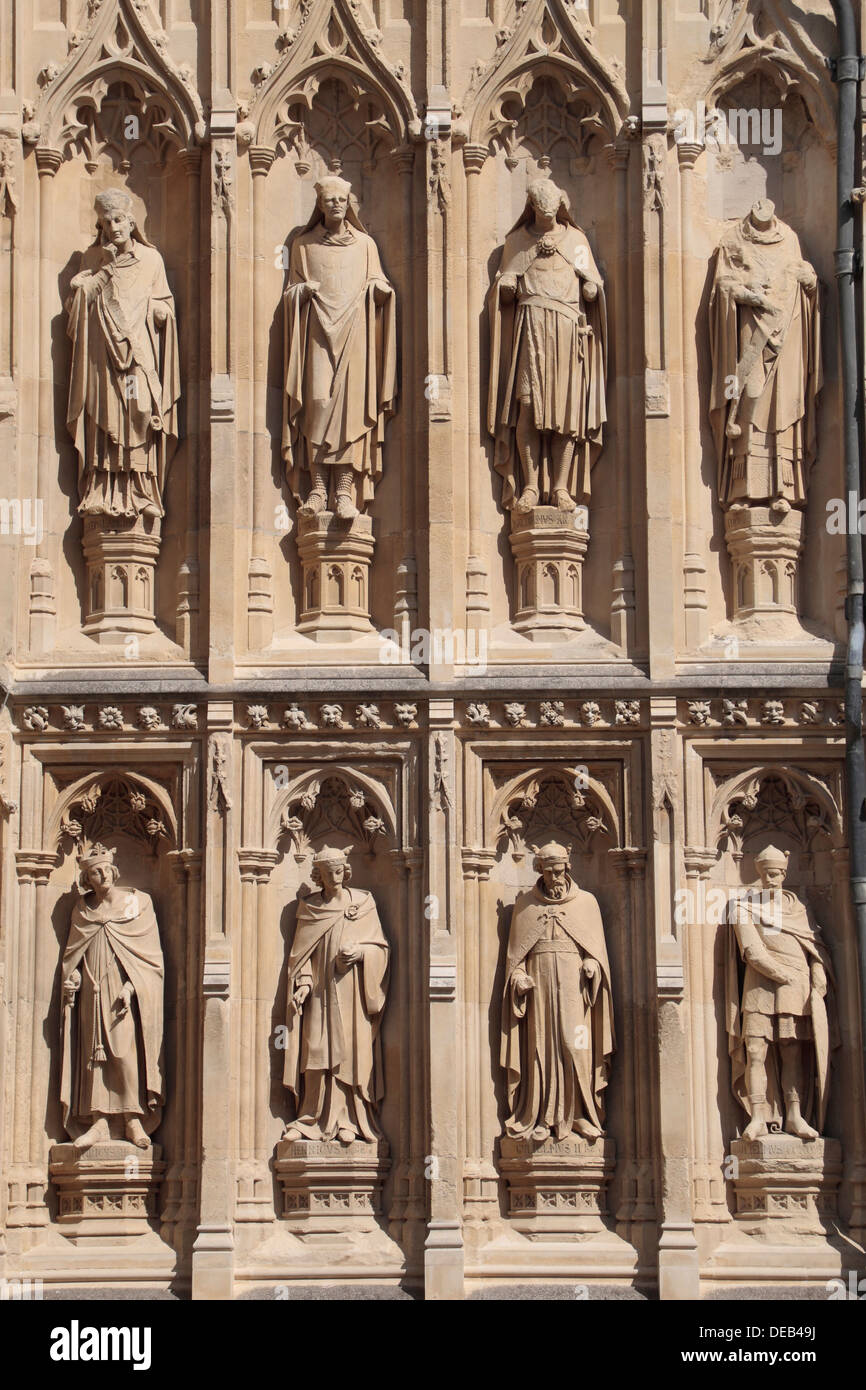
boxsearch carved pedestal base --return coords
[730,1136,841,1238]
[82,514,161,643]
[274,1138,390,1235]
[499,1135,615,1240]
[296,512,375,641]
[49,1141,164,1245]
[509,507,588,641]
[724,505,804,621]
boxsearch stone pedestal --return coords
[49,1141,165,1244]
[274,1138,390,1234]
[724,505,804,621]
[296,511,376,641]
[509,506,589,641]
[499,1135,615,1239]
[730,1135,841,1238]
[82,513,162,643]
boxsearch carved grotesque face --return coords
[528,181,561,221]
[318,183,349,225]
[540,861,569,898]
[99,210,135,247]
[318,859,346,894]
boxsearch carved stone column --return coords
[509,506,589,640]
[295,511,376,640]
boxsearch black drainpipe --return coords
[831,0,866,1089]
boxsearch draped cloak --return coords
[487,218,607,509]
[283,887,389,1141]
[60,888,164,1133]
[708,214,821,510]
[500,882,615,1139]
[725,888,838,1132]
[282,221,397,509]
[66,238,180,519]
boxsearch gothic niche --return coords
[487,166,607,641]
[714,770,843,1240]
[281,170,396,642]
[708,199,822,635]
[67,185,180,643]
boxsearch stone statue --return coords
[487,176,607,514]
[282,175,397,521]
[501,842,615,1141]
[283,846,390,1144]
[60,844,165,1149]
[709,199,821,516]
[66,189,180,520]
[725,845,838,1140]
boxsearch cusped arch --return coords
[266,764,399,853]
[26,0,204,157]
[699,0,834,141]
[463,0,631,152]
[243,0,418,156]
[487,763,621,853]
[708,764,844,853]
[45,768,179,852]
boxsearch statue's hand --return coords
[115,981,135,1017]
[337,946,362,970]
[742,285,772,311]
[582,959,600,982]
[301,279,320,304]
[582,280,599,302]
[63,969,81,1002]
[797,263,817,291]
[372,279,392,305]
[152,301,170,328]
[513,969,535,996]
[291,983,311,1015]
[498,274,518,302]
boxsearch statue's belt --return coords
[529,939,581,955]
[517,295,591,331]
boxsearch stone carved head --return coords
[310,844,353,890]
[92,188,151,248]
[532,840,573,899]
[754,843,789,889]
[77,841,120,893]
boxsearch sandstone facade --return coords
[0,0,863,1300]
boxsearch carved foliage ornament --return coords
[59,774,172,855]
[278,773,388,858]
[717,770,839,859]
[496,769,613,862]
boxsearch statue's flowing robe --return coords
[500,882,615,1139]
[60,889,165,1132]
[487,222,607,508]
[725,888,837,1131]
[709,216,821,509]
[282,222,397,509]
[66,239,180,519]
[283,887,389,1141]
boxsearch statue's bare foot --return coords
[73,1116,110,1151]
[784,1113,818,1140]
[574,1118,602,1140]
[140,503,162,520]
[531,1124,550,1142]
[553,489,576,512]
[300,488,327,518]
[282,1125,303,1142]
[333,495,358,521]
[124,1117,151,1149]
[337,1127,355,1146]
[742,1113,769,1140]
[514,488,539,514]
